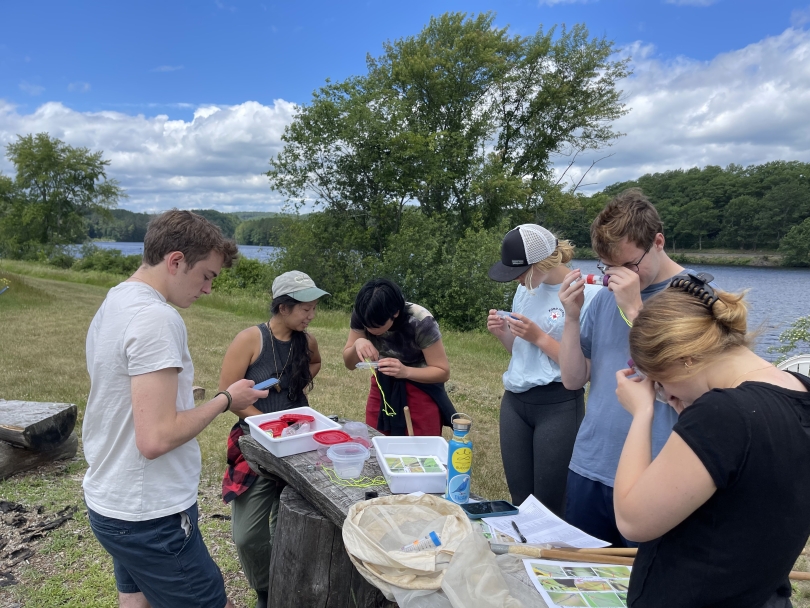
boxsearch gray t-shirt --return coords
[568,277,680,487]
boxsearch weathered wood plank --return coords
[0,432,78,480]
[239,431,392,531]
[267,487,394,608]
[0,401,77,451]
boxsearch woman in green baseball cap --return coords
[218,270,329,608]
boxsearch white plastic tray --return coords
[373,436,449,494]
[246,407,341,458]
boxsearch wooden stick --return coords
[403,406,414,436]
[556,547,638,557]
[792,571,810,582]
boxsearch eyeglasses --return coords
[597,245,652,275]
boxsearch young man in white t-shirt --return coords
[83,210,268,608]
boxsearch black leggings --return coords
[499,383,585,517]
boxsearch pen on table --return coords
[511,521,527,543]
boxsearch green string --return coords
[366,358,396,417]
[321,464,387,488]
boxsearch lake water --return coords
[88,242,809,361]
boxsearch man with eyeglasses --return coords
[558,188,686,547]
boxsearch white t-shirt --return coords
[83,282,201,521]
[502,281,598,393]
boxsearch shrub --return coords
[71,244,142,275]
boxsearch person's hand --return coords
[354,338,379,362]
[486,309,509,337]
[507,313,544,345]
[615,369,655,418]
[378,357,409,379]
[559,269,585,321]
[606,267,643,321]
[226,378,269,413]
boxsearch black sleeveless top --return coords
[243,323,309,416]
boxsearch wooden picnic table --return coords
[239,421,544,608]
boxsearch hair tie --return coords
[669,272,718,308]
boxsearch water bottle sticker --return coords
[451,448,472,473]
[448,474,470,502]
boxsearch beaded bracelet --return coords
[215,390,232,413]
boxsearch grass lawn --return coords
[0,260,807,607]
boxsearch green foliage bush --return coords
[71,245,142,275]
[779,218,810,267]
[769,316,810,362]
[212,256,275,294]
[271,209,524,331]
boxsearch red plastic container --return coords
[279,413,316,425]
[313,430,352,446]
[258,420,288,437]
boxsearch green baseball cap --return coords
[272,271,330,302]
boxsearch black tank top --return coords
[244,323,309,415]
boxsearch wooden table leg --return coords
[267,486,396,608]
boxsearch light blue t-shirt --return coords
[568,277,680,487]
[503,282,599,393]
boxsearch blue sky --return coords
[2,1,810,211]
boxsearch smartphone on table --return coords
[459,500,519,519]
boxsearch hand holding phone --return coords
[459,500,519,519]
[254,378,279,391]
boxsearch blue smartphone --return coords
[459,500,519,519]
[254,378,279,390]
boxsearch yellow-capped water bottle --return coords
[446,413,473,504]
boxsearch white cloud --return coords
[556,27,810,192]
[2,26,809,211]
[68,82,91,93]
[0,99,297,212]
[19,81,44,96]
[792,5,810,27]
[151,65,184,73]
[665,0,717,6]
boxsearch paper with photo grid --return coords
[383,455,446,474]
[524,559,632,607]
[486,495,610,548]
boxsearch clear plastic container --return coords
[342,421,371,448]
[326,443,369,479]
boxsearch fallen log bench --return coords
[0,400,78,480]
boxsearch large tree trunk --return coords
[267,486,395,608]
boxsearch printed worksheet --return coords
[384,455,445,473]
[524,559,632,607]
[485,495,610,548]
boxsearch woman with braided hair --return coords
[614,272,810,608]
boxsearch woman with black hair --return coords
[219,271,328,608]
[343,278,454,436]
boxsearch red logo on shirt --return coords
[549,307,563,321]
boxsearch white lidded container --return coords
[373,436,449,494]
[246,407,341,458]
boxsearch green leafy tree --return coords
[268,12,629,252]
[779,217,810,267]
[1,133,125,257]
[675,199,719,250]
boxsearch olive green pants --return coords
[231,475,284,592]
